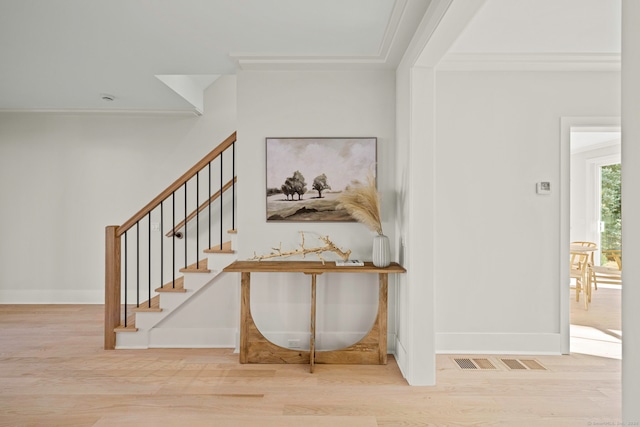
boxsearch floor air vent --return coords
[520,359,546,370]
[501,358,547,371]
[453,358,497,370]
[501,359,527,370]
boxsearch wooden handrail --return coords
[116,131,236,237]
[166,176,237,237]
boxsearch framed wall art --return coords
[265,137,377,222]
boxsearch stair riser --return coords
[116,330,149,349]
[134,271,220,329]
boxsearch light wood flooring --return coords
[0,300,621,427]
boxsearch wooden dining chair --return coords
[602,249,622,270]
[590,249,622,290]
[571,241,598,289]
[589,265,622,289]
[570,251,591,310]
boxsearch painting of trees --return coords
[312,174,331,198]
[281,170,307,201]
[265,137,377,221]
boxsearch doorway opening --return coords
[568,125,621,359]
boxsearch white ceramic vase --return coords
[372,234,390,268]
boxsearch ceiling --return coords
[0,0,420,112]
[571,131,621,154]
[447,0,622,154]
[449,0,621,54]
[0,0,622,113]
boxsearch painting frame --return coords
[265,137,377,222]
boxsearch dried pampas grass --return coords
[337,172,383,235]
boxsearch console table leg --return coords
[240,272,250,364]
[378,273,388,364]
[310,273,317,373]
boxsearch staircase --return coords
[114,235,238,349]
[105,132,238,350]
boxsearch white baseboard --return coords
[149,328,237,348]
[116,327,237,349]
[0,290,103,304]
[436,332,562,355]
[394,337,409,379]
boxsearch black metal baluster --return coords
[160,201,164,289]
[172,191,176,289]
[136,221,140,308]
[147,212,151,308]
[184,182,188,269]
[208,162,212,250]
[124,231,128,327]
[196,171,200,269]
[220,152,223,247]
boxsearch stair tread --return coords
[114,325,138,332]
[227,229,237,234]
[156,276,186,293]
[115,313,138,332]
[132,295,162,312]
[179,258,210,273]
[204,241,234,254]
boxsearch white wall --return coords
[621,0,640,420]
[434,70,620,353]
[236,70,397,351]
[0,76,237,303]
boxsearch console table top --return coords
[223,260,406,274]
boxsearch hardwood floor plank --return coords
[0,303,622,426]
[92,414,378,427]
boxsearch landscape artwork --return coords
[266,137,377,222]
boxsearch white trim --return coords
[149,328,237,348]
[561,116,621,355]
[0,109,200,116]
[230,56,389,71]
[436,333,562,355]
[413,0,486,68]
[230,0,408,70]
[232,0,430,70]
[438,53,621,71]
[377,0,410,62]
[570,138,621,155]
[394,336,409,378]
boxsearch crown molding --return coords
[229,54,391,71]
[0,108,201,116]
[231,0,413,71]
[438,53,621,71]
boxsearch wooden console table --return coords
[223,261,406,372]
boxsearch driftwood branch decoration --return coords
[250,232,352,264]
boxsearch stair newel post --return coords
[105,225,121,350]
